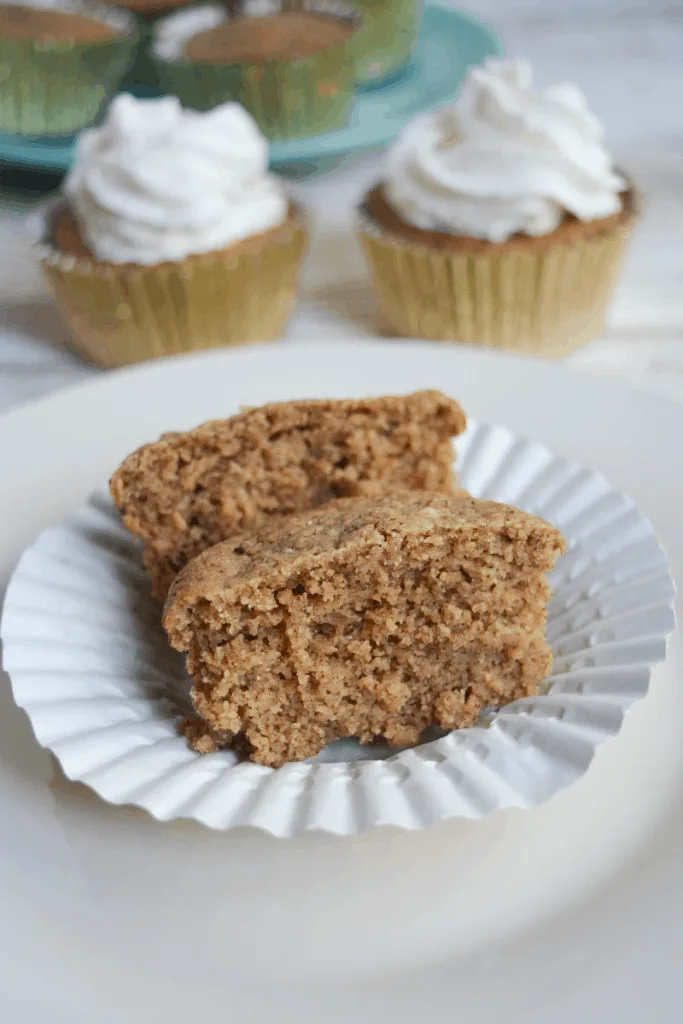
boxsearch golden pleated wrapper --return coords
[38,205,307,368]
[358,190,639,357]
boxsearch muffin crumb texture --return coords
[110,391,466,597]
[163,492,565,768]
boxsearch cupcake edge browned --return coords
[362,182,639,256]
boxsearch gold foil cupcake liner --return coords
[38,204,307,368]
[358,194,640,357]
[152,0,360,140]
[0,2,138,136]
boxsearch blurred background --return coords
[0,0,681,408]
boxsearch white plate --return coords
[2,422,675,836]
[0,340,682,1022]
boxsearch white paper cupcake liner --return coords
[2,421,676,836]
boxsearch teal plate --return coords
[0,1,500,176]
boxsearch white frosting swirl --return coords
[64,94,288,265]
[384,59,625,243]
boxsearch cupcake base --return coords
[39,203,307,368]
[359,185,639,357]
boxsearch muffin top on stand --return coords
[0,1,121,41]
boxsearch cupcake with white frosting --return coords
[359,58,638,356]
[38,94,307,368]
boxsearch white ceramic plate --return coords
[0,341,682,1023]
[2,421,675,836]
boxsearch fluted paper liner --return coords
[152,0,360,140]
[359,194,639,357]
[2,421,675,837]
[0,2,138,135]
[37,204,307,368]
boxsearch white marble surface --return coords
[0,0,682,413]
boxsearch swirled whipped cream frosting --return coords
[384,58,626,243]
[64,94,287,265]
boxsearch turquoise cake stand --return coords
[0,2,501,177]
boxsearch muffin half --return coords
[110,390,467,597]
[163,492,565,766]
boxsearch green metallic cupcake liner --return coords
[0,1,139,136]
[350,0,422,86]
[152,0,360,140]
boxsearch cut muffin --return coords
[163,492,565,768]
[110,391,466,597]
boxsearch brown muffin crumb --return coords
[110,391,466,597]
[164,492,565,768]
